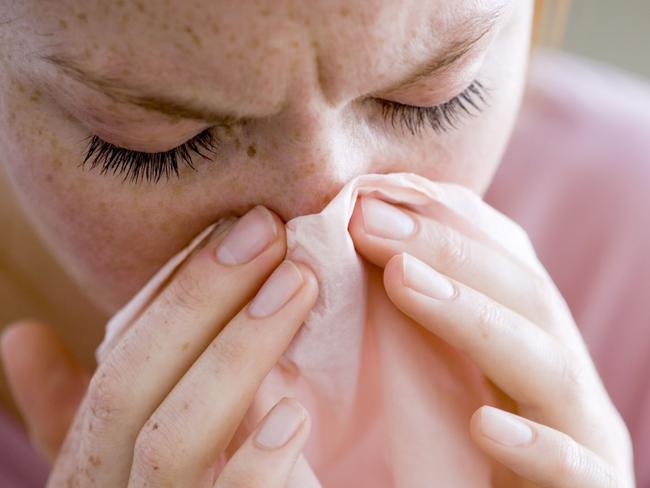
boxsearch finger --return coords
[349,196,572,337]
[128,260,319,486]
[215,398,314,488]
[470,406,623,488]
[382,253,593,424]
[83,206,288,486]
[0,320,89,463]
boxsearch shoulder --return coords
[487,50,650,305]
[489,50,650,218]
[485,50,650,484]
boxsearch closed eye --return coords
[80,81,488,184]
[375,80,488,135]
[81,129,219,183]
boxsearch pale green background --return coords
[563,1,650,80]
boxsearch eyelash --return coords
[82,80,487,184]
[81,129,218,183]
[374,80,488,135]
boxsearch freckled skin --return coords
[0,0,533,314]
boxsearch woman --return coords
[0,0,647,486]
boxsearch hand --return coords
[2,206,320,487]
[349,194,635,487]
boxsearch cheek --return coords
[0,79,216,312]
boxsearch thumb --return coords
[0,319,90,463]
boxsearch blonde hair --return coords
[533,0,570,46]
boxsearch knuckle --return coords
[555,434,585,482]
[600,469,624,488]
[529,273,556,318]
[555,435,620,488]
[86,364,128,428]
[528,272,567,329]
[475,298,506,341]
[556,349,591,403]
[133,421,182,479]
[433,225,471,273]
[164,269,207,315]
[207,335,248,370]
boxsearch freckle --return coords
[339,7,350,16]
[152,423,158,430]
[184,25,202,47]
[181,342,189,352]
[247,144,257,158]
[135,2,145,13]
[172,39,189,54]
[88,455,102,467]
[29,90,41,103]
[302,161,317,177]
[76,12,88,22]
[211,23,220,34]
[158,220,172,233]
[182,402,189,411]
[58,19,68,29]
[45,173,53,183]
[260,8,271,16]
[153,465,159,470]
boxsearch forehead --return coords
[9,0,506,109]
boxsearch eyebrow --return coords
[379,7,504,93]
[40,6,504,123]
[40,53,245,124]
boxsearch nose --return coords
[247,99,374,222]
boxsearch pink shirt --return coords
[485,52,650,485]
[2,51,649,486]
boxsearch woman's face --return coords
[0,0,533,312]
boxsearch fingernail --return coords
[480,406,534,447]
[402,253,455,300]
[360,197,415,240]
[248,261,304,318]
[216,206,277,265]
[255,398,305,449]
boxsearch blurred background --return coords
[562,0,650,79]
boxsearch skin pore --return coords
[0,0,533,411]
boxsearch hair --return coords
[533,0,570,46]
